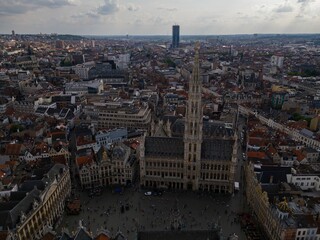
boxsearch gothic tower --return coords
[183,43,203,190]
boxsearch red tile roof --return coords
[5,144,24,155]
[95,233,111,240]
[76,136,95,146]
[76,156,93,167]
[247,151,268,159]
[248,138,267,147]
[287,120,308,130]
[52,155,67,165]
[266,145,278,156]
[292,149,306,162]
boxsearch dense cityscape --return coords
[1,16,320,240]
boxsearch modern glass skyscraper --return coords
[172,25,180,48]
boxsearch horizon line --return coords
[1,33,320,36]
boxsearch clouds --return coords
[297,0,315,13]
[274,4,294,13]
[73,0,138,19]
[128,4,139,12]
[0,0,320,35]
[97,0,120,15]
[0,0,72,15]
[297,0,314,3]
[157,7,177,12]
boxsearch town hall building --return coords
[139,45,238,193]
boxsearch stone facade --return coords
[245,162,282,240]
[3,164,71,240]
[79,144,137,189]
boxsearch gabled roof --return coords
[74,228,92,240]
[292,149,306,162]
[266,145,278,156]
[95,232,111,240]
[113,231,127,240]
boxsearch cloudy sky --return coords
[0,0,319,35]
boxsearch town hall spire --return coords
[183,42,203,190]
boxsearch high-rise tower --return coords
[172,25,180,48]
[183,43,202,190]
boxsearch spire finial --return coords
[195,41,200,52]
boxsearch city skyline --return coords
[0,0,320,35]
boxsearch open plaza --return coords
[59,187,249,239]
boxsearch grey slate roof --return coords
[161,115,181,125]
[0,164,67,231]
[42,163,66,187]
[304,147,318,153]
[300,128,314,138]
[74,228,92,240]
[96,128,128,140]
[114,231,127,240]
[256,166,291,184]
[57,232,73,240]
[19,180,46,192]
[203,122,234,138]
[171,119,234,138]
[201,139,234,161]
[145,136,234,161]
[0,188,41,229]
[145,137,184,159]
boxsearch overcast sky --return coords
[0,0,319,35]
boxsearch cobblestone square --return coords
[59,187,246,239]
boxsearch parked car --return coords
[144,191,152,196]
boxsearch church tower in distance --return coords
[183,42,203,190]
